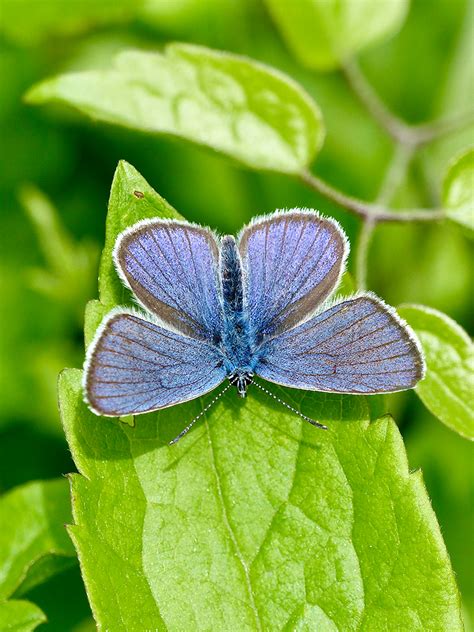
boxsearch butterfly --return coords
[84,209,425,443]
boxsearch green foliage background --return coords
[0,0,472,630]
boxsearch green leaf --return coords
[334,271,356,298]
[60,164,462,629]
[398,304,474,440]
[0,480,77,630]
[99,160,180,308]
[60,368,462,630]
[0,600,46,632]
[443,147,474,237]
[0,479,76,600]
[264,0,410,70]
[19,184,99,324]
[25,44,324,174]
[0,0,137,46]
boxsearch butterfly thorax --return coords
[220,235,256,396]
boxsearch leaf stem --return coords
[341,58,474,146]
[342,58,414,145]
[302,54,471,287]
[300,170,445,223]
[355,143,415,288]
[355,218,376,290]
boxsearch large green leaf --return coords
[443,147,474,237]
[0,479,76,631]
[59,162,462,630]
[399,304,474,440]
[264,0,409,71]
[60,368,462,630]
[26,44,324,174]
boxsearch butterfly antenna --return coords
[252,380,327,430]
[169,383,232,445]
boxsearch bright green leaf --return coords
[60,368,462,630]
[443,147,474,237]
[25,44,324,174]
[99,160,180,308]
[265,0,409,71]
[0,479,76,600]
[0,600,46,632]
[59,164,462,629]
[399,304,474,440]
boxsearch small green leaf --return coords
[0,600,46,632]
[0,480,76,631]
[25,44,324,174]
[19,184,99,324]
[99,160,180,308]
[265,0,409,70]
[443,147,474,237]
[399,304,474,440]
[0,479,76,600]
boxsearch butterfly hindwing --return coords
[238,210,348,339]
[114,220,223,341]
[84,311,226,416]
[255,294,424,394]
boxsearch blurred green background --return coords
[0,0,472,629]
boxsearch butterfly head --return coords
[228,370,254,397]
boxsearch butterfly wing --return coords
[238,209,348,339]
[84,311,226,416]
[255,294,424,394]
[114,220,223,342]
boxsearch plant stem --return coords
[355,218,376,290]
[300,170,445,223]
[302,55,473,288]
[355,143,415,288]
[342,58,414,145]
[342,58,474,147]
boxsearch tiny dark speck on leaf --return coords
[133,190,145,198]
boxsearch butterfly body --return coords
[84,209,424,433]
[219,235,259,396]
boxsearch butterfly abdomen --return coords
[220,236,255,378]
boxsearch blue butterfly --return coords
[84,209,424,443]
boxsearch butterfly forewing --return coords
[238,210,347,339]
[114,220,223,341]
[255,295,424,394]
[85,312,226,416]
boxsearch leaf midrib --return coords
[206,419,263,632]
